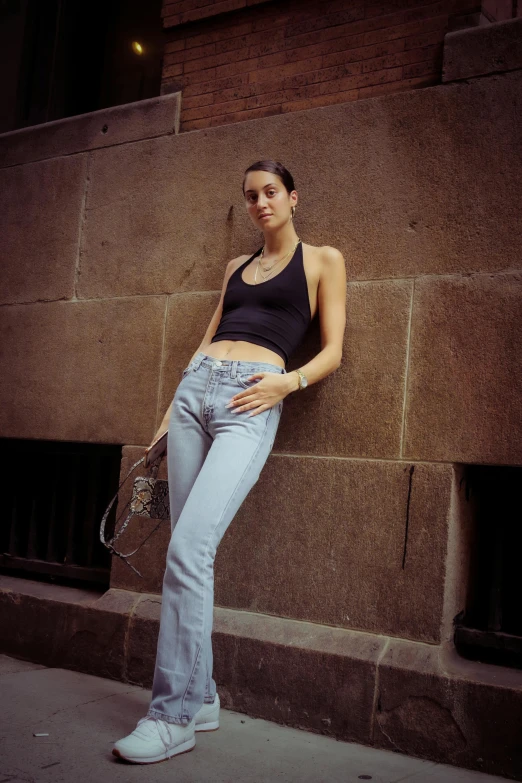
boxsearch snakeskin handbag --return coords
[99,451,170,578]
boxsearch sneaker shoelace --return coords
[136,716,176,752]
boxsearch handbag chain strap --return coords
[99,454,163,577]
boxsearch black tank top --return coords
[210,240,312,364]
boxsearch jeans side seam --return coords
[180,404,275,717]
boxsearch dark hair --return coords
[242,159,295,196]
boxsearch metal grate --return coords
[0,438,121,587]
[454,464,522,669]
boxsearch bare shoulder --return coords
[301,242,344,275]
[320,244,345,266]
[228,253,251,267]
[221,253,251,281]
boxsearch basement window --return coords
[0,438,121,588]
[454,464,522,670]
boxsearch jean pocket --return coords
[235,373,261,390]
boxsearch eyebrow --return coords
[244,182,278,194]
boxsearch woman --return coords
[113,160,346,764]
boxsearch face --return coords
[243,170,297,229]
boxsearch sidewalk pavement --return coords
[0,653,511,783]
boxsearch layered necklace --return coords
[254,238,301,284]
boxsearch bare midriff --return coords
[202,339,285,368]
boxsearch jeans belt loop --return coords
[230,360,238,379]
[193,352,205,370]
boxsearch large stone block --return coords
[0,575,97,666]
[375,638,522,779]
[280,280,411,458]
[0,297,166,444]
[212,606,384,746]
[0,155,87,305]
[77,135,247,299]
[55,588,140,681]
[443,17,522,82]
[404,273,522,463]
[77,71,522,299]
[0,93,181,167]
[215,457,454,644]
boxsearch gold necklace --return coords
[255,239,300,284]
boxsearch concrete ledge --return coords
[443,17,522,82]
[2,575,522,778]
[0,92,182,168]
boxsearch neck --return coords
[261,224,300,256]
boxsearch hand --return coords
[145,424,168,458]
[226,372,291,417]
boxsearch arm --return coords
[284,246,346,394]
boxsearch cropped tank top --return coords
[210,240,312,364]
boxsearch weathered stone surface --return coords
[77,71,522,299]
[126,593,162,687]
[279,280,411,458]
[0,575,97,665]
[55,588,139,680]
[443,17,522,82]
[0,297,167,444]
[0,93,181,168]
[403,273,522,464]
[213,606,384,745]
[215,458,454,644]
[375,638,522,779]
[0,155,87,305]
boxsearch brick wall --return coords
[161,0,477,130]
[162,0,276,28]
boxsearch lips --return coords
[259,214,271,219]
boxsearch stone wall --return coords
[1,17,522,777]
[0,11,521,654]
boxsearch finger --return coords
[234,397,264,413]
[246,404,269,418]
[229,386,262,405]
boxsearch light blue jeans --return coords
[146,351,286,725]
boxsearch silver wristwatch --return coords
[294,369,308,390]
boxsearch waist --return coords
[206,338,286,367]
[191,351,287,375]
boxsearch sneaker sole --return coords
[195,720,219,732]
[112,736,195,764]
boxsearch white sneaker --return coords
[195,692,220,732]
[112,715,196,764]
